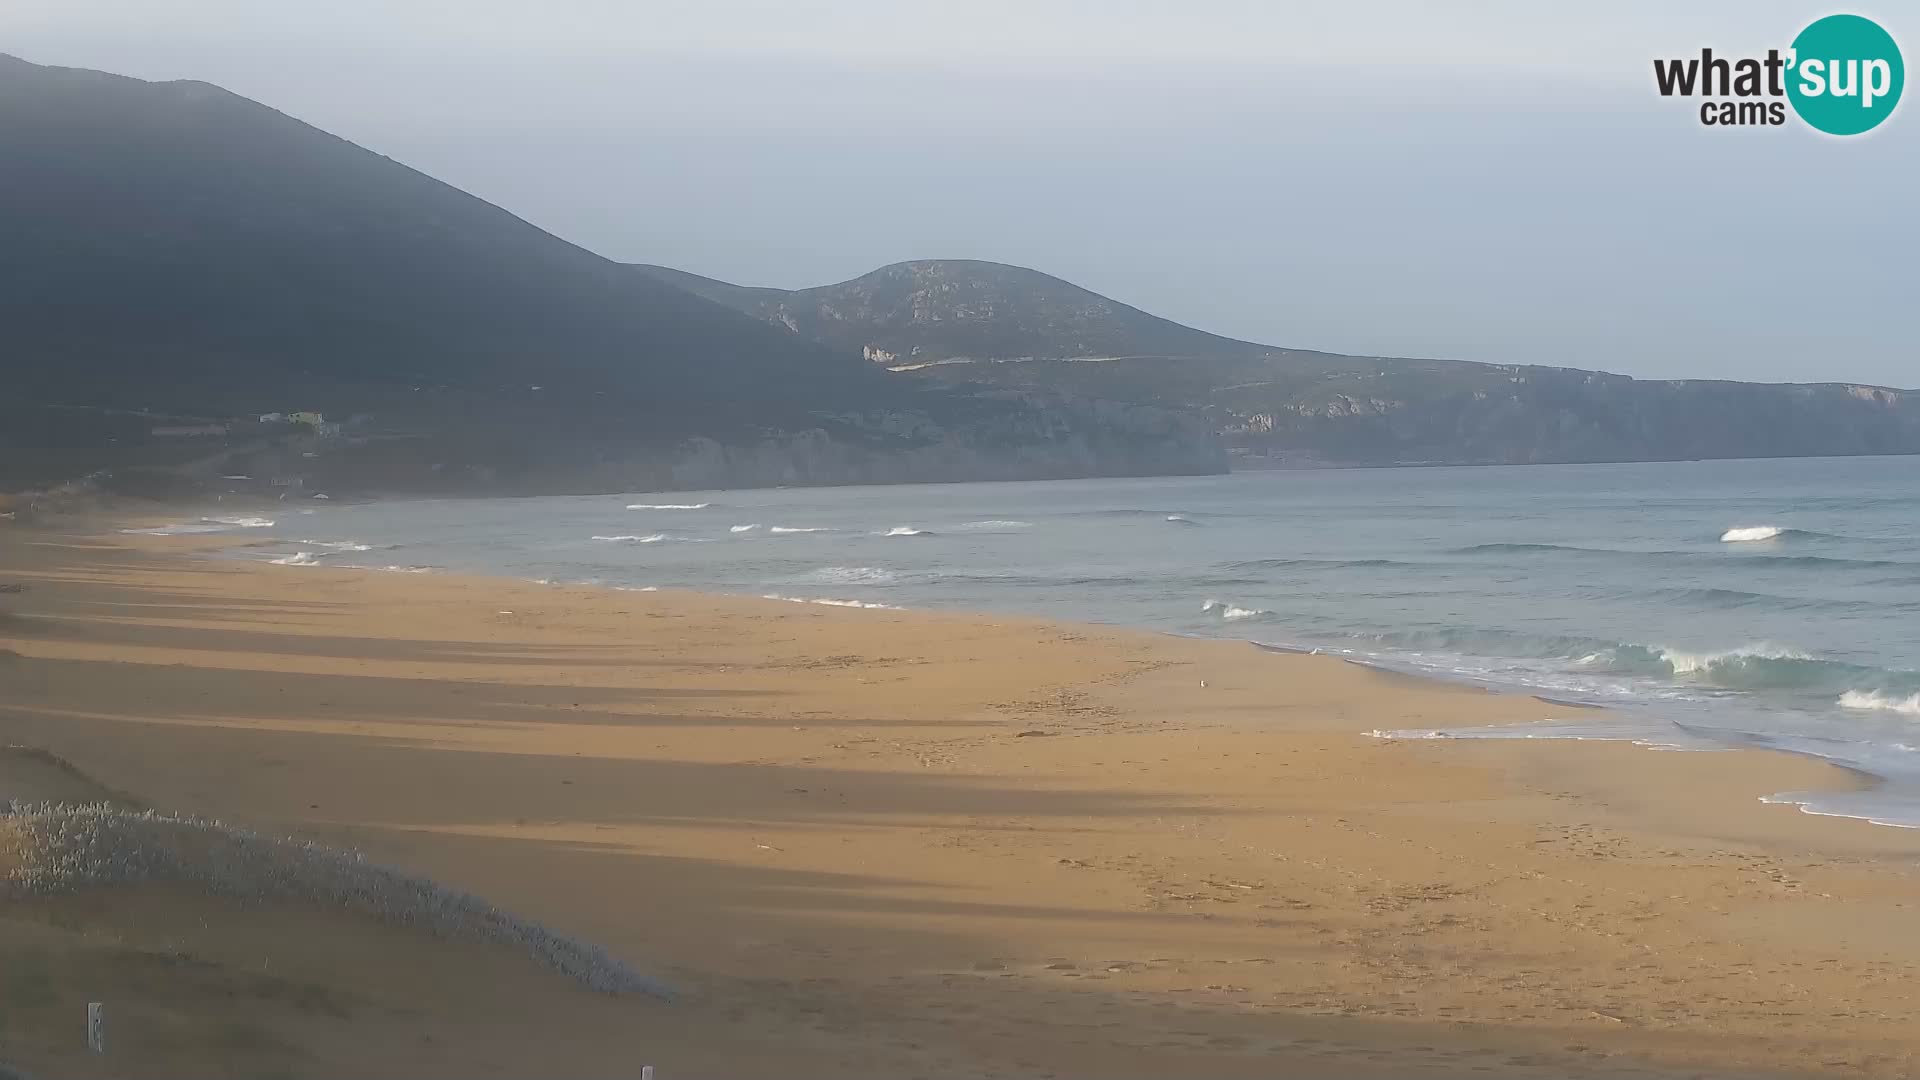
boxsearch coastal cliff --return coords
[639,260,1920,468]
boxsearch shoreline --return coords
[6,512,1920,1077]
[146,504,1920,837]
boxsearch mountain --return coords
[0,55,859,405]
[0,55,1221,493]
[630,259,1283,367]
[637,261,1920,467]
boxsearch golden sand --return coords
[3,518,1918,1078]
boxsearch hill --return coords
[0,55,1221,494]
[639,261,1920,466]
[630,258,1285,367]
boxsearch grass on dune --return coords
[0,800,672,999]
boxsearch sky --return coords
[4,1,1914,386]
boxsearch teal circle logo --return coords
[1787,14,1904,135]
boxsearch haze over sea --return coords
[191,456,1920,829]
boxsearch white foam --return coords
[1166,514,1200,525]
[297,540,372,552]
[592,534,667,543]
[769,526,833,534]
[1660,642,1812,675]
[1201,598,1270,621]
[952,520,1033,530]
[1721,525,1785,542]
[378,565,434,574]
[1366,719,1716,752]
[121,515,278,536]
[1840,690,1920,717]
[730,524,761,533]
[880,526,932,537]
[804,566,899,586]
[269,551,321,566]
[614,585,660,593]
[626,503,712,510]
[762,594,901,610]
[1759,792,1920,829]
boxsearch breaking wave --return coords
[951,519,1034,531]
[1165,514,1201,526]
[1839,690,1920,717]
[881,526,933,537]
[762,594,902,610]
[730,524,761,533]
[769,526,834,534]
[592,534,667,544]
[1721,525,1786,542]
[1575,642,1892,692]
[122,515,277,536]
[1201,598,1272,622]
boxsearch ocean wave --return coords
[1451,542,1911,572]
[1578,642,1889,691]
[1450,542,1622,556]
[1719,525,1862,543]
[762,594,902,610]
[626,503,712,510]
[951,519,1034,531]
[269,551,322,566]
[1230,557,1411,570]
[1655,586,1780,609]
[769,526,834,534]
[122,515,277,536]
[1840,690,1920,717]
[592,534,667,543]
[803,566,899,586]
[1740,554,1913,570]
[880,526,933,537]
[1201,598,1271,621]
[296,539,374,552]
[377,565,435,574]
[930,571,1140,588]
[1165,514,1201,525]
[730,524,761,533]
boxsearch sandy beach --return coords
[4,514,1920,1079]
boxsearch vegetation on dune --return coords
[0,802,672,998]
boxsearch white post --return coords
[86,1002,106,1054]
[641,1068,654,1080]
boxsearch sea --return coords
[155,455,1920,829]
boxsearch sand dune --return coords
[4,517,1920,1077]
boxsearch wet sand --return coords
[3,517,1919,1078]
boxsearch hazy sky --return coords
[5,2,1915,386]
